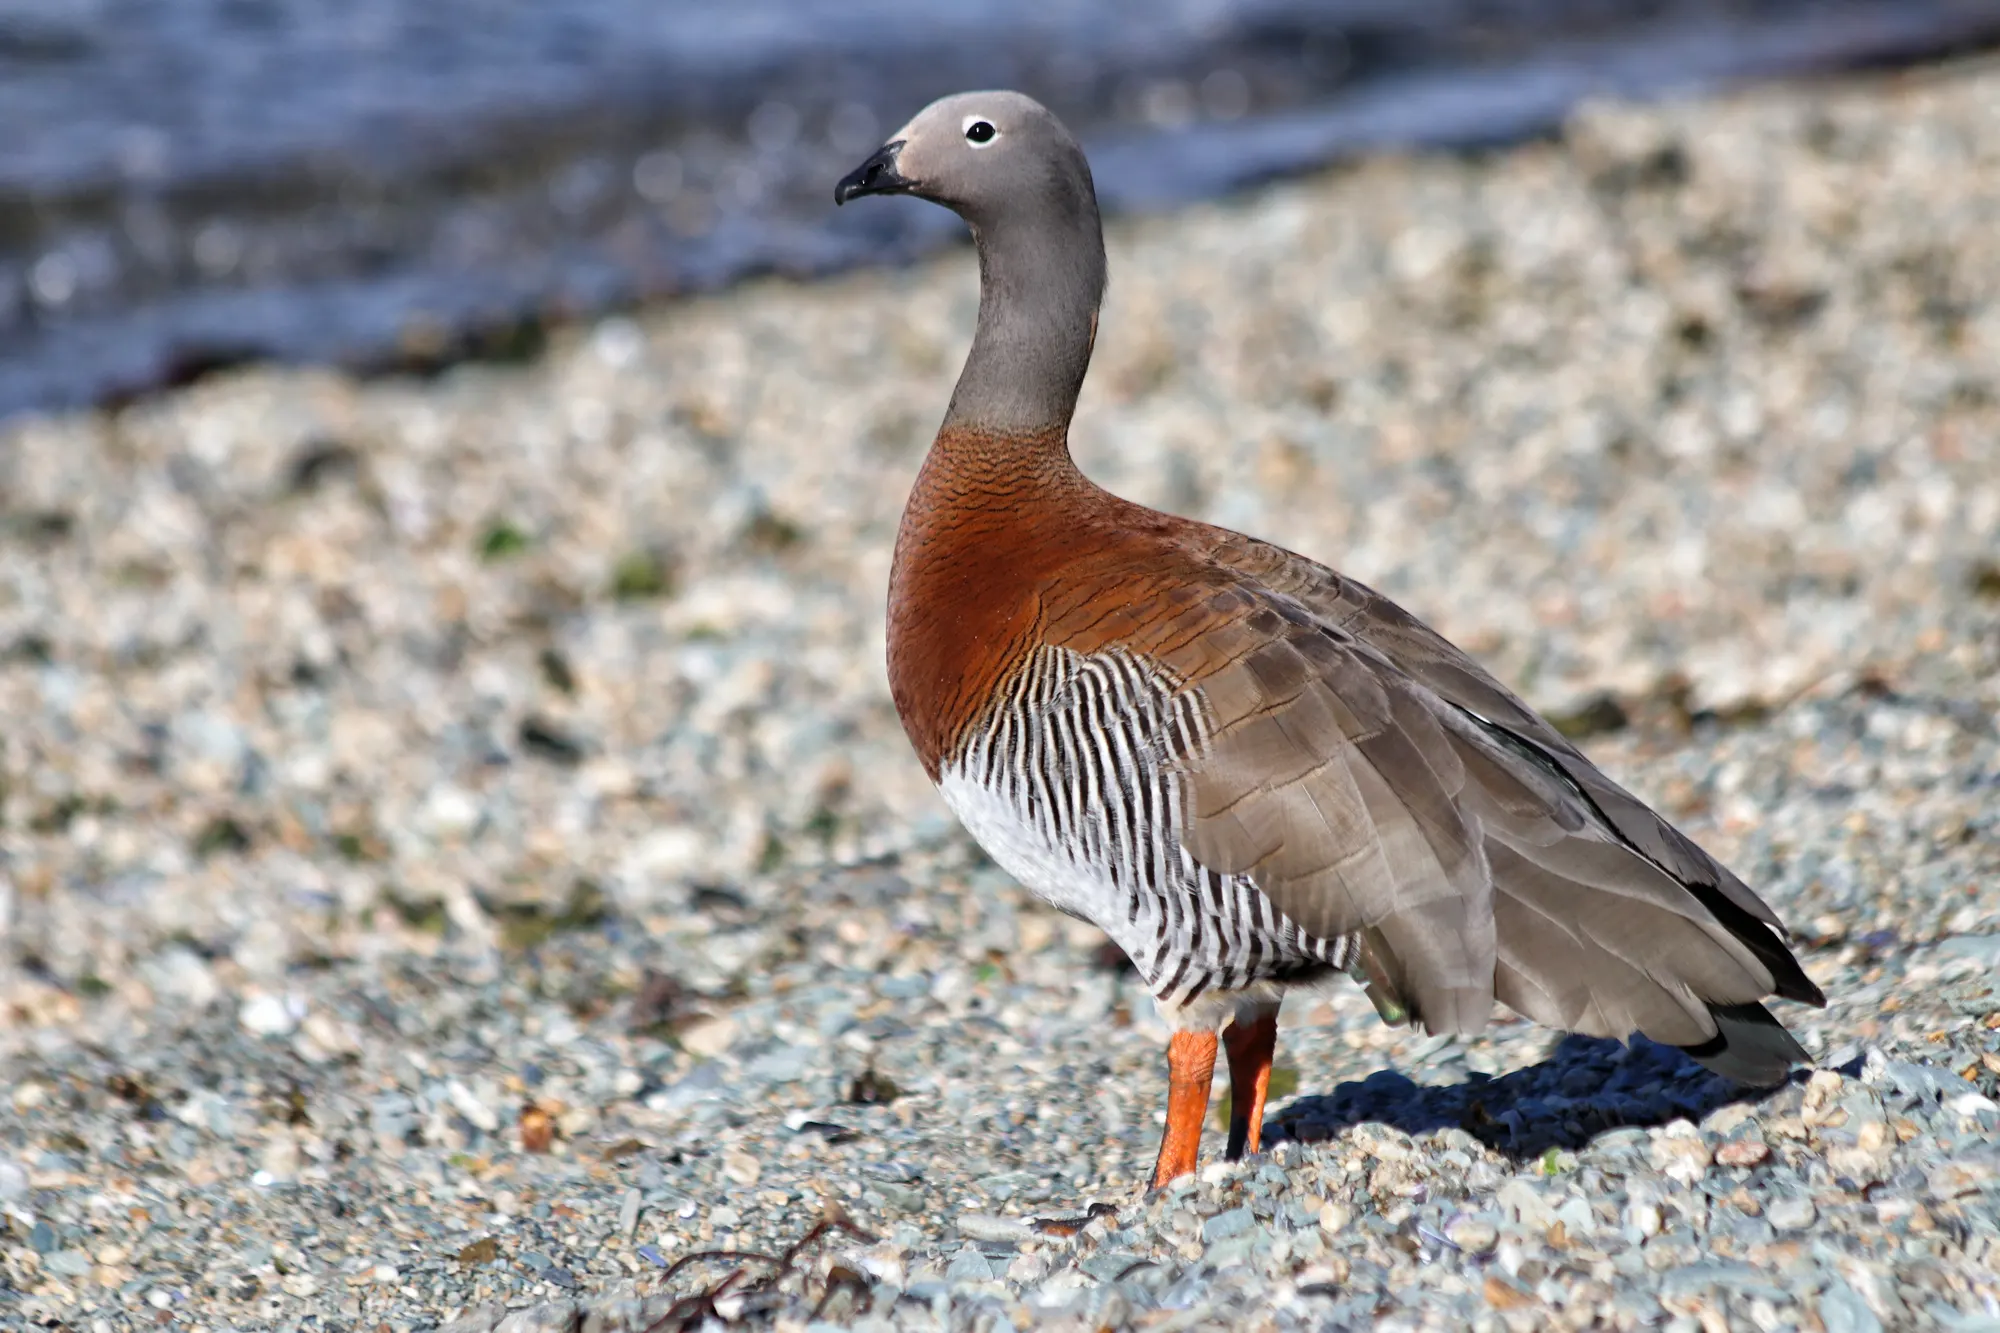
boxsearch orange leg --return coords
[1150,1029,1218,1189]
[1222,1007,1279,1161]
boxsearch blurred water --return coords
[2,0,1995,420]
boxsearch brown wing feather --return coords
[1210,536,1813,955]
[1151,595,1497,1033]
[1130,535,1823,1070]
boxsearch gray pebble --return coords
[45,1250,92,1278]
[443,1305,509,1333]
[494,1304,580,1333]
[1446,1218,1499,1254]
[944,1247,994,1283]
[1932,934,2000,967]
[1767,1196,1818,1231]
[1202,1206,1256,1242]
[956,1213,1035,1243]
[1818,1282,1885,1333]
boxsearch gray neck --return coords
[943,196,1106,439]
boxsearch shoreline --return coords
[7,12,2000,424]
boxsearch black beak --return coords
[834,141,910,206]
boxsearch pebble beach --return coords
[3,56,1999,1333]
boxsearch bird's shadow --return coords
[1267,1032,1814,1163]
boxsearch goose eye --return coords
[964,119,996,145]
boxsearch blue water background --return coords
[2,0,1995,420]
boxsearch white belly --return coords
[937,762,1128,930]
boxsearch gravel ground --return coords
[4,59,2000,1333]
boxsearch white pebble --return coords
[239,992,301,1037]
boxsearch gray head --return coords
[836,91,1106,436]
[834,91,1097,232]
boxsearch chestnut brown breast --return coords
[885,425,1201,779]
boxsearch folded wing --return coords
[1157,544,1823,1084]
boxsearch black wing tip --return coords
[1786,974,1830,1009]
[1462,707,1830,1012]
[1678,1001,1813,1086]
[1679,877,1826,1006]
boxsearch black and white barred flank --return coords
[938,646,1355,1011]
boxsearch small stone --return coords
[618,1188,641,1238]
[1817,1280,1884,1333]
[495,1304,581,1333]
[1715,1138,1770,1168]
[1650,1134,1713,1183]
[239,991,300,1037]
[297,1011,361,1061]
[1552,1196,1594,1236]
[1767,1196,1816,1230]
[973,1169,1036,1200]
[1447,1218,1499,1254]
[1203,1206,1255,1242]
[945,1247,993,1283]
[449,1081,501,1133]
[1702,1104,1754,1135]
[957,1213,1035,1243]
[679,1017,737,1059]
[1805,1068,1845,1108]
[1863,1053,1977,1106]
[722,1151,762,1186]
[1483,1274,1537,1310]
[746,1044,813,1083]
[1318,1201,1352,1234]
[46,1249,92,1277]
[1927,1158,1996,1200]
[422,785,482,838]
[1007,1250,1051,1283]
[1934,934,2000,967]
[250,1151,291,1191]
[1496,1179,1556,1229]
